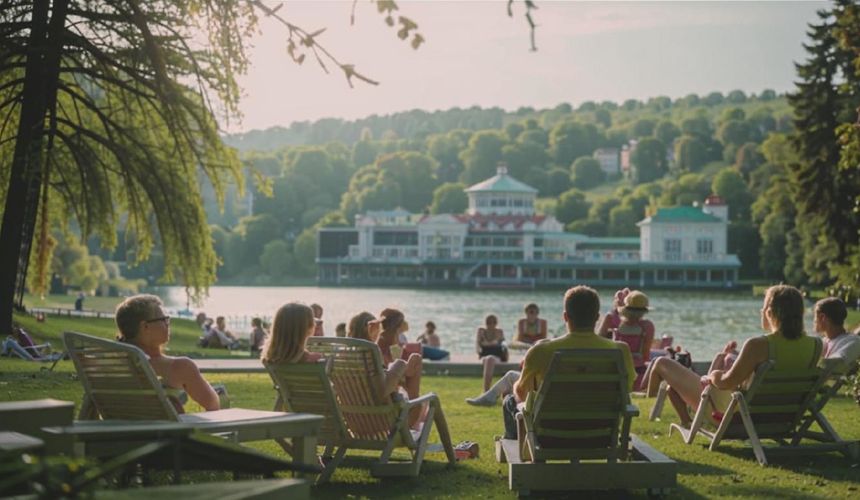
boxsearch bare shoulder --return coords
[170,356,201,375]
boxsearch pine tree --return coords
[788,0,860,285]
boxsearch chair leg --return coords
[650,381,668,421]
[430,399,456,465]
[317,446,347,484]
[736,397,767,466]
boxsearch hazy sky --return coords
[230,1,822,133]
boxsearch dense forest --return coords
[44,3,860,302]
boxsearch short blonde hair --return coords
[115,294,162,344]
[262,303,315,364]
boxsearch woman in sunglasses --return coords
[115,294,220,412]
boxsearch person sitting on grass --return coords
[115,294,220,412]
[511,303,547,348]
[261,303,323,365]
[208,316,241,349]
[249,317,268,357]
[501,286,635,439]
[646,285,821,427]
[417,321,450,361]
[476,314,508,393]
[1,326,58,362]
[814,297,860,366]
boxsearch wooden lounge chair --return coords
[267,337,455,480]
[667,348,859,465]
[495,349,677,496]
[63,331,323,470]
[794,358,859,445]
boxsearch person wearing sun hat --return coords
[598,287,630,338]
[612,290,655,389]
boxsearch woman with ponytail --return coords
[646,285,820,426]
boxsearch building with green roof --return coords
[318,170,740,289]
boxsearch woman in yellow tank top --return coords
[646,285,819,427]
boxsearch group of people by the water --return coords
[106,283,860,460]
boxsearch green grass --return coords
[12,312,238,359]
[23,293,124,313]
[2,358,859,498]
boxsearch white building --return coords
[593,148,620,176]
[318,168,740,288]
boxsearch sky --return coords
[229,1,823,133]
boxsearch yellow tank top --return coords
[766,332,821,371]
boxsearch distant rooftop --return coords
[465,165,538,194]
[639,206,723,224]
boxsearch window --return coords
[664,239,681,260]
[696,239,713,255]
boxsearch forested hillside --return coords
[205,89,801,285]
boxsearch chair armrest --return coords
[624,403,640,417]
[406,392,438,408]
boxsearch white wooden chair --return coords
[495,349,676,496]
[63,331,322,469]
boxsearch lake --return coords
[155,286,807,360]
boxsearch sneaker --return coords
[454,441,479,459]
[465,391,497,407]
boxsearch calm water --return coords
[156,286,806,360]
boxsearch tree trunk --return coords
[0,0,68,334]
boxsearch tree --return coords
[703,91,724,106]
[711,168,752,221]
[549,121,601,166]
[733,143,764,180]
[608,205,639,236]
[655,121,680,146]
[570,157,605,190]
[630,138,668,184]
[788,1,860,285]
[726,90,747,104]
[0,0,429,331]
[555,189,590,224]
[594,108,612,128]
[427,132,465,182]
[543,167,571,196]
[430,183,468,214]
[259,239,294,280]
[459,130,507,184]
[630,119,655,138]
[673,136,708,173]
[760,89,777,101]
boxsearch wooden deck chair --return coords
[290,337,456,478]
[793,358,859,446]
[266,360,348,483]
[63,331,322,468]
[668,340,858,465]
[495,349,676,496]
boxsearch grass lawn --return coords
[22,293,124,313]
[6,312,860,497]
[2,355,859,498]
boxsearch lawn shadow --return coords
[707,444,860,482]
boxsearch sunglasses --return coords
[145,316,170,325]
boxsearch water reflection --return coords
[156,286,804,359]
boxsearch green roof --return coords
[639,206,722,224]
[465,172,538,194]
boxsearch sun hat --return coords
[622,291,649,312]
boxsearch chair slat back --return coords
[63,331,179,421]
[723,342,828,440]
[307,338,401,442]
[265,361,346,442]
[530,349,629,460]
